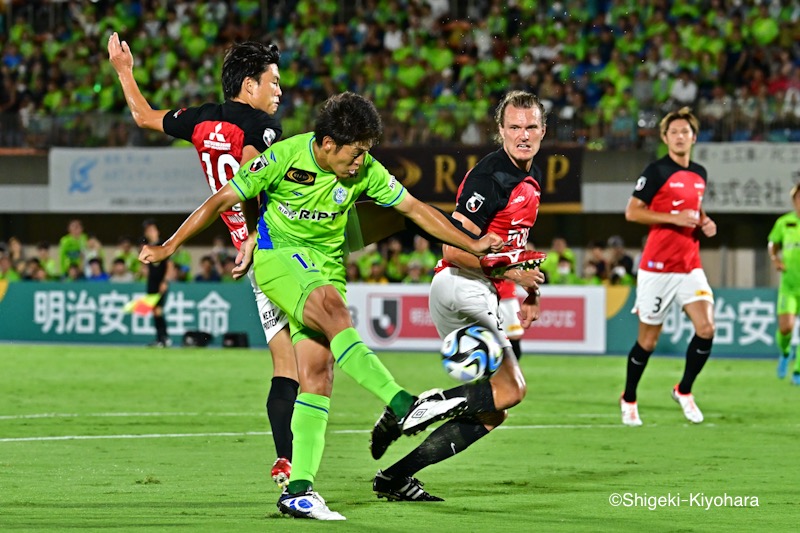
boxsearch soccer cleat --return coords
[792,372,800,386]
[480,249,547,278]
[277,490,346,520]
[671,386,704,424]
[620,396,643,426]
[370,407,401,460]
[373,470,444,502]
[400,392,467,436]
[271,457,291,489]
[777,350,795,379]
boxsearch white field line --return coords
[0,424,637,443]
[0,412,256,420]
[0,411,621,421]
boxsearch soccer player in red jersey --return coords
[371,91,546,500]
[109,33,297,486]
[620,107,717,426]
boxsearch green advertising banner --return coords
[0,281,267,347]
[606,286,779,358]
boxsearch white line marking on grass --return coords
[0,412,256,420]
[0,424,632,443]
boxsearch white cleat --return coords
[401,393,467,436]
[671,386,704,424]
[277,490,346,521]
[620,396,643,427]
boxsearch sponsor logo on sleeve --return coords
[465,192,485,213]
[173,108,186,118]
[284,168,317,185]
[388,175,397,190]
[634,176,646,191]
[249,154,269,173]
[263,128,276,147]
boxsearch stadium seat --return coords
[697,129,714,142]
[731,129,752,142]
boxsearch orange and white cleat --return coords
[671,386,704,424]
[271,457,292,489]
[480,250,547,278]
[620,396,643,427]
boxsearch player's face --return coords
[251,64,282,115]
[499,105,546,171]
[318,137,372,179]
[662,119,696,157]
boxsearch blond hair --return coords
[660,107,700,137]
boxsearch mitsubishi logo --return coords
[209,123,226,142]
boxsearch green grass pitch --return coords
[1,345,799,531]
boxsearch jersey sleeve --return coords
[243,114,282,152]
[229,146,282,201]
[631,162,663,205]
[162,106,202,141]
[364,155,407,207]
[768,217,784,244]
[453,170,501,231]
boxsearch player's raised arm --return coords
[107,32,168,131]
[139,184,241,264]
[393,194,503,255]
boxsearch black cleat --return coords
[373,470,444,502]
[370,406,402,460]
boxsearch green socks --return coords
[287,392,329,494]
[777,330,791,358]
[331,327,408,408]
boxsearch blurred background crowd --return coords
[0,218,639,287]
[0,0,799,151]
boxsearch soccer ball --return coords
[440,325,504,383]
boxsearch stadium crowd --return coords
[0,0,799,150]
[0,218,639,286]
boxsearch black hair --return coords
[221,41,281,100]
[314,92,383,149]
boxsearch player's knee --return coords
[477,410,508,430]
[695,322,715,339]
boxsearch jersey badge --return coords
[263,128,276,147]
[465,192,485,213]
[332,186,348,204]
[249,154,269,173]
[284,168,316,185]
[634,176,646,191]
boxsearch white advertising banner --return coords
[692,143,800,213]
[346,283,606,354]
[48,147,210,213]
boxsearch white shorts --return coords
[429,267,511,349]
[498,297,523,339]
[247,268,289,343]
[633,268,714,326]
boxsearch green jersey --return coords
[230,132,407,262]
[768,211,800,290]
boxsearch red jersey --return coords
[437,148,541,296]
[632,155,708,273]
[163,101,282,250]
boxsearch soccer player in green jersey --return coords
[768,183,800,385]
[139,92,503,520]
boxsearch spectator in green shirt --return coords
[58,219,88,275]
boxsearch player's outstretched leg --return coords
[372,346,523,459]
[374,412,504,501]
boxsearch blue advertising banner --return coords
[606,286,778,358]
[0,281,265,347]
